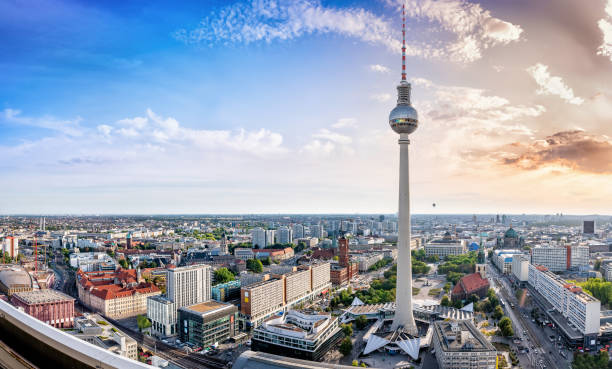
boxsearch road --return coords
[487,261,569,369]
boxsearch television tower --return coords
[390,2,419,335]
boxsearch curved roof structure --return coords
[505,227,518,239]
[0,267,32,288]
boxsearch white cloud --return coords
[332,118,357,128]
[597,1,612,62]
[371,93,393,102]
[2,108,83,136]
[312,128,352,145]
[526,63,584,105]
[175,0,522,63]
[370,64,390,73]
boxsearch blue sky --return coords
[2,0,612,214]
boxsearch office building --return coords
[252,310,343,361]
[584,221,595,234]
[292,224,304,239]
[148,264,211,338]
[431,320,497,369]
[530,245,590,272]
[492,250,522,274]
[511,254,529,283]
[602,262,612,282]
[241,278,285,328]
[528,264,600,337]
[11,290,75,328]
[425,232,466,258]
[77,269,161,318]
[178,300,238,347]
[73,314,137,360]
[212,280,241,302]
[284,267,311,305]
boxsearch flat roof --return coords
[13,290,74,304]
[183,300,230,314]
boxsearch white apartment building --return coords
[2,237,19,258]
[292,224,304,239]
[511,254,529,282]
[266,230,276,247]
[251,228,266,249]
[276,226,293,245]
[602,262,612,282]
[147,296,176,337]
[530,245,590,272]
[284,268,312,305]
[311,262,331,293]
[425,236,466,258]
[528,264,600,335]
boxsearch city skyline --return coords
[2,0,612,215]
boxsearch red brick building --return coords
[330,238,358,285]
[450,272,490,302]
[11,289,75,328]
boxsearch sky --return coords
[1,0,612,215]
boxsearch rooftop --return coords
[433,320,495,353]
[183,300,229,314]
[12,289,74,304]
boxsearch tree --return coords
[119,258,129,269]
[247,259,264,273]
[595,260,602,271]
[214,268,235,285]
[469,294,480,304]
[498,317,514,337]
[136,315,151,332]
[352,360,358,367]
[493,305,504,320]
[261,257,271,266]
[342,323,353,337]
[355,315,368,330]
[441,295,450,307]
[339,337,353,356]
[333,255,339,261]
[443,282,451,293]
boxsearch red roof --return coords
[452,272,489,296]
[78,268,160,300]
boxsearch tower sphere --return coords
[389,105,418,134]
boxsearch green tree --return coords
[261,257,271,266]
[469,294,480,304]
[493,305,504,320]
[342,323,353,337]
[214,267,235,285]
[441,295,451,307]
[355,315,368,330]
[352,360,358,367]
[339,337,353,356]
[498,317,514,336]
[119,258,129,269]
[136,315,151,332]
[247,259,264,273]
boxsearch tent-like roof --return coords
[351,297,364,306]
[397,338,420,360]
[363,334,389,355]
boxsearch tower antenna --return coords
[401,2,406,81]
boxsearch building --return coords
[292,224,304,239]
[69,252,116,272]
[310,262,331,294]
[425,232,466,258]
[11,290,75,328]
[2,237,19,258]
[276,226,293,245]
[252,247,294,262]
[357,253,385,272]
[530,245,590,272]
[511,254,529,283]
[602,262,612,282]
[584,220,595,234]
[148,264,211,338]
[492,250,522,274]
[252,228,266,249]
[266,230,276,247]
[212,280,241,302]
[234,248,254,260]
[251,310,343,361]
[0,265,33,296]
[330,237,358,286]
[284,267,311,306]
[76,268,161,318]
[431,320,497,369]
[528,264,600,338]
[501,227,521,249]
[73,314,137,360]
[241,278,285,328]
[450,273,490,302]
[178,300,238,347]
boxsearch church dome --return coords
[504,228,518,239]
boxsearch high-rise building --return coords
[2,237,19,258]
[583,220,595,234]
[292,224,304,239]
[276,226,293,245]
[387,6,419,333]
[265,229,276,247]
[251,227,266,249]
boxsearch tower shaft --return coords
[391,133,418,335]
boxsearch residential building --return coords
[266,230,276,247]
[2,237,19,258]
[276,226,293,245]
[357,253,385,272]
[241,278,285,328]
[147,296,176,337]
[11,289,75,328]
[76,268,161,318]
[178,300,238,347]
[284,267,311,305]
[431,320,497,369]
[530,245,590,272]
[292,224,304,239]
[528,264,600,337]
[602,262,612,282]
[252,228,266,249]
[251,310,343,361]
